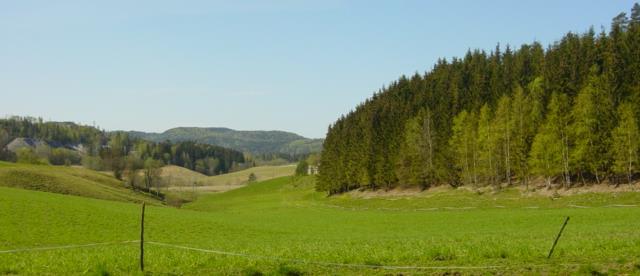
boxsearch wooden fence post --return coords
[140,202,146,271]
[547,216,570,259]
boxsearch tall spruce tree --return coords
[396,108,436,188]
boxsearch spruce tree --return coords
[396,108,436,188]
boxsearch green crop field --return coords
[1,176,640,275]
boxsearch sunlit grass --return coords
[1,176,639,274]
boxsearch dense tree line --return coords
[318,4,640,194]
[0,117,246,179]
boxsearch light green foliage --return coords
[1,177,640,274]
[492,95,513,185]
[511,83,542,187]
[476,104,497,185]
[570,69,614,183]
[529,125,563,187]
[529,93,570,187]
[449,110,477,186]
[611,102,640,182]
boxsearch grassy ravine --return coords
[1,177,640,275]
[0,161,160,204]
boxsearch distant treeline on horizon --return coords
[0,116,247,178]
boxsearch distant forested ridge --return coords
[128,127,323,156]
[318,4,640,194]
[0,117,245,177]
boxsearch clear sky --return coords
[0,0,635,138]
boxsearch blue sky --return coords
[0,0,635,138]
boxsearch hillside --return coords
[319,6,640,193]
[0,117,247,176]
[128,127,323,155]
[0,161,161,204]
[161,164,295,193]
[1,176,639,274]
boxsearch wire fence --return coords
[3,202,631,272]
[297,202,638,212]
[0,239,507,270]
[0,239,592,271]
[0,240,138,254]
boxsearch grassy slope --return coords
[158,165,207,185]
[1,177,640,275]
[200,165,296,186]
[0,161,160,204]
[164,164,295,192]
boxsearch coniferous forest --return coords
[318,4,640,194]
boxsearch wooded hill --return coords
[318,4,640,194]
[128,127,323,156]
[0,117,246,177]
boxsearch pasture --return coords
[1,176,639,275]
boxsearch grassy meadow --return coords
[1,173,640,275]
[163,164,296,192]
[0,161,160,204]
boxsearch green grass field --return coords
[1,175,640,275]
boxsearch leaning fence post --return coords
[547,216,570,259]
[140,202,146,271]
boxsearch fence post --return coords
[547,216,570,259]
[140,202,146,271]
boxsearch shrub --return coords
[248,172,257,183]
[49,148,81,165]
[16,148,47,165]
